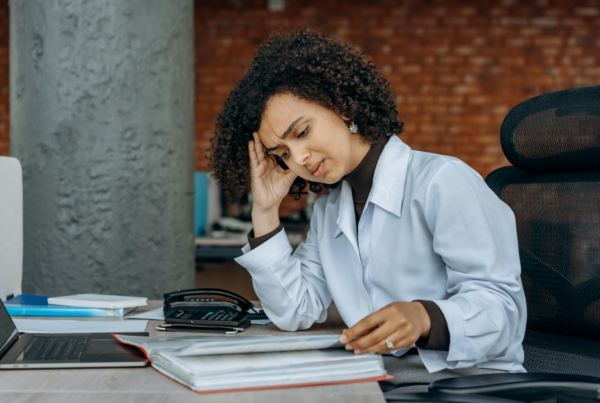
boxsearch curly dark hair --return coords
[208,28,404,201]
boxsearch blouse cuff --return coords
[248,223,283,250]
[414,300,451,351]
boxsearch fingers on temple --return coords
[285,168,298,180]
[253,132,265,163]
[248,140,257,168]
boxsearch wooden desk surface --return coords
[0,300,386,403]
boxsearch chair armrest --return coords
[385,391,522,402]
[429,373,600,401]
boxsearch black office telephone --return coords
[163,288,268,328]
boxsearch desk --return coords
[0,300,386,403]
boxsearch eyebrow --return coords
[266,115,306,152]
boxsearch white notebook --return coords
[48,293,148,309]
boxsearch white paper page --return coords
[158,349,375,377]
[127,307,164,320]
[173,335,342,356]
[188,363,385,390]
[115,335,275,356]
[14,319,148,334]
[188,366,386,391]
[251,319,272,325]
[150,360,381,393]
[48,294,147,309]
[151,351,385,391]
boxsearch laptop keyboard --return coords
[23,335,91,361]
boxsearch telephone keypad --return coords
[166,308,247,326]
[199,310,239,321]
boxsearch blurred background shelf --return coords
[194,224,308,301]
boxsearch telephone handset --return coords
[163,288,267,327]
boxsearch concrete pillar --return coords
[10,0,195,298]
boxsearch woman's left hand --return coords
[339,301,431,355]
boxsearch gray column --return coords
[10,0,195,298]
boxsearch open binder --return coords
[114,334,391,394]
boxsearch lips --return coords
[309,160,324,177]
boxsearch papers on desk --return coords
[127,307,165,321]
[126,307,273,325]
[115,334,388,394]
[173,334,344,356]
[48,293,148,309]
[5,295,127,318]
[13,319,148,334]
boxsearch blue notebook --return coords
[5,295,126,318]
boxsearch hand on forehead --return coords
[257,94,310,150]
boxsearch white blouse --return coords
[235,135,527,373]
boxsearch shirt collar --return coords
[368,135,411,218]
[334,135,411,239]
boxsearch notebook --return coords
[5,295,126,318]
[48,294,148,309]
[114,334,390,394]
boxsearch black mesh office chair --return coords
[386,86,600,402]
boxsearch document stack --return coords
[115,334,389,393]
[5,294,148,318]
[48,294,148,309]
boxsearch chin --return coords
[300,170,341,185]
[300,175,328,184]
[316,175,343,186]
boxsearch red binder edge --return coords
[189,374,394,395]
[113,334,393,395]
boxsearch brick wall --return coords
[1,0,599,216]
[194,0,600,215]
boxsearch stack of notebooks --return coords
[5,294,148,318]
[114,334,390,394]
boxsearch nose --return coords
[291,144,310,168]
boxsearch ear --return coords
[341,115,351,122]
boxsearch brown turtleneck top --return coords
[247,136,450,351]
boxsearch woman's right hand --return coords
[248,131,298,216]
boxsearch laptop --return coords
[0,297,149,369]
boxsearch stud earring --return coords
[349,121,358,134]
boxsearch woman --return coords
[208,29,526,392]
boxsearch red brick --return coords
[400,65,421,74]
[454,46,477,56]
[534,36,564,46]
[453,85,480,95]
[574,76,596,86]
[575,57,597,67]
[575,7,600,17]
[584,67,600,75]
[562,18,586,26]
[449,105,464,114]
[437,75,461,84]
[531,17,559,27]
[500,17,528,26]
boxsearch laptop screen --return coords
[0,299,19,356]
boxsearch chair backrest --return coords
[485,86,600,341]
[0,157,23,301]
